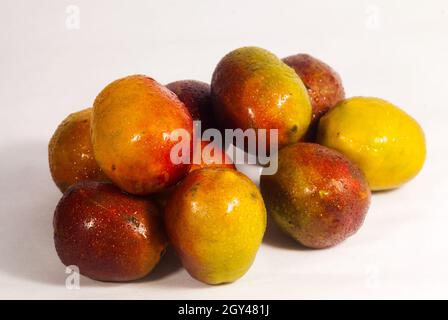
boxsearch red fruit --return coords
[260,143,370,249]
[53,181,168,282]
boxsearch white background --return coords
[0,0,447,299]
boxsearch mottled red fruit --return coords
[260,143,370,249]
[283,54,345,140]
[166,80,215,130]
[53,181,168,282]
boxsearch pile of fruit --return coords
[48,47,426,284]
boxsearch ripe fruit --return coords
[211,47,312,148]
[53,181,168,282]
[260,143,370,249]
[49,108,108,192]
[91,75,193,195]
[317,97,426,190]
[283,54,345,140]
[166,80,215,130]
[165,168,266,284]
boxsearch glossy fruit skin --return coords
[283,54,345,140]
[92,75,193,195]
[53,181,168,282]
[211,47,312,148]
[166,80,215,131]
[165,168,266,285]
[49,108,108,192]
[260,143,370,249]
[317,97,426,191]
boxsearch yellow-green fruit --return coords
[317,97,426,191]
[164,168,266,285]
[211,47,312,148]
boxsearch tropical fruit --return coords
[283,54,345,140]
[164,168,266,284]
[91,75,193,195]
[260,143,371,249]
[53,181,168,281]
[211,47,312,149]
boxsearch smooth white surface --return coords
[1,0,447,299]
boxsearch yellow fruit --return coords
[164,168,266,285]
[317,97,426,190]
